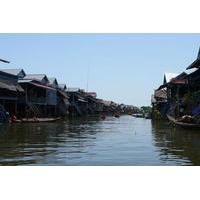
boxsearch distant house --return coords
[51,82,69,117]
[84,92,98,114]
[48,77,59,89]
[23,74,49,85]
[85,92,97,98]
[66,88,88,116]
[58,84,67,91]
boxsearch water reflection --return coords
[1,116,200,165]
[152,120,200,165]
[0,116,106,165]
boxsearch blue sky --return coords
[0,34,200,106]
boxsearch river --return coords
[0,115,200,166]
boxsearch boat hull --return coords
[167,115,200,128]
[14,117,61,123]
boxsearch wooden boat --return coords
[114,114,120,118]
[144,113,151,119]
[101,115,106,120]
[167,114,200,128]
[14,117,61,123]
[132,113,144,118]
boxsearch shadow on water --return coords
[152,120,200,166]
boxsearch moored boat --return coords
[132,113,144,118]
[14,117,61,123]
[114,114,120,118]
[167,114,200,128]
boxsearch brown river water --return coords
[0,115,200,166]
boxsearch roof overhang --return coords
[0,81,24,92]
[30,82,56,91]
[187,58,200,70]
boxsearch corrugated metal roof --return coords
[185,68,198,75]
[0,69,25,76]
[18,79,32,83]
[19,79,55,90]
[0,81,17,91]
[67,87,80,92]
[30,82,56,90]
[0,80,24,92]
[187,59,200,69]
[24,74,48,81]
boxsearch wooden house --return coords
[84,92,103,114]
[151,88,168,117]
[67,88,88,116]
[185,48,200,93]
[154,67,197,117]
[54,82,69,117]
[0,70,24,117]
[58,84,67,91]
[18,74,58,117]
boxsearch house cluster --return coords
[0,62,136,122]
[152,48,200,121]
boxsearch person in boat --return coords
[101,113,106,120]
[33,116,39,122]
[11,114,17,123]
[174,100,186,118]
